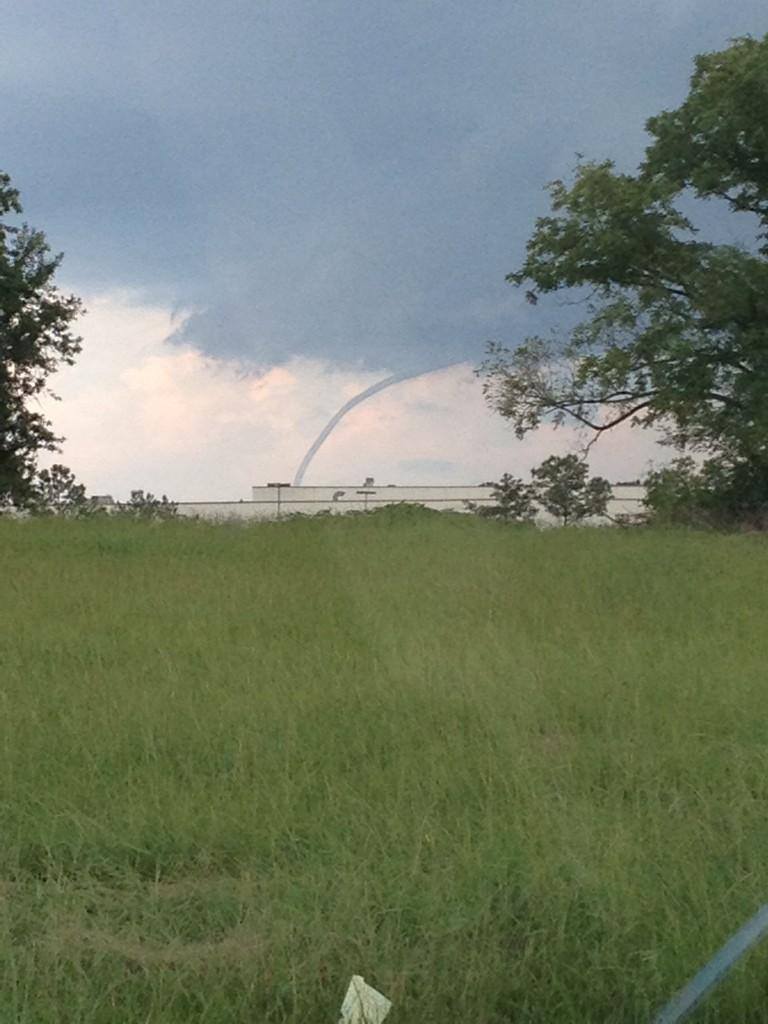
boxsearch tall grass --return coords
[1,513,767,1022]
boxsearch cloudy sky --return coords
[4,1,766,498]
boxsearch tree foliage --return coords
[464,472,537,522]
[116,490,179,521]
[476,34,768,525]
[29,463,95,517]
[468,457,610,525]
[1,171,84,507]
[530,454,611,526]
[643,456,768,529]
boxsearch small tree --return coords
[117,490,178,521]
[531,454,611,525]
[29,463,95,517]
[465,472,537,522]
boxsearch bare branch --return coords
[544,399,654,433]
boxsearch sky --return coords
[4,0,766,498]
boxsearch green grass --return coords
[1,512,768,1022]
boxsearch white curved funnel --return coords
[292,362,464,486]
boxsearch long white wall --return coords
[172,485,646,523]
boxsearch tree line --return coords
[2,32,767,528]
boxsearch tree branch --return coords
[546,399,654,433]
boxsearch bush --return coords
[366,502,443,520]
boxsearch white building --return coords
[171,482,646,523]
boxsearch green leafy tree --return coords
[29,463,95,517]
[476,34,768,525]
[1,171,84,508]
[530,454,611,525]
[464,472,536,522]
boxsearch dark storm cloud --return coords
[3,0,766,373]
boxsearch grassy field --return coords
[1,512,768,1023]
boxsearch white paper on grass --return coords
[338,975,392,1024]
